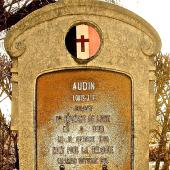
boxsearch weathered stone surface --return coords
[5,0,161,169]
[37,70,132,169]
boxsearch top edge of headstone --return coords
[5,0,161,57]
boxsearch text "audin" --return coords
[72,82,95,91]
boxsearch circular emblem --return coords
[65,23,101,63]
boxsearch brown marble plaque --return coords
[36,69,133,170]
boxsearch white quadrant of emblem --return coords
[76,25,90,59]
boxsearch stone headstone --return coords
[5,0,161,169]
[36,70,132,169]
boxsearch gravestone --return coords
[5,0,161,169]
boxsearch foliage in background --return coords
[0,53,18,169]
[155,53,170,170]
[0,53,12,101]
[0,0,56,32]
[0,109,18,170]
[0,0,119,33]
[149,53,170,170]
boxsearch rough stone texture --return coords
[36,70,132,170]
[4,0,161,169]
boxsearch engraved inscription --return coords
[72,82,95,91]
[72,94,96,102]
[37,70,132,170]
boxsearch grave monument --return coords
[5,0,161,169]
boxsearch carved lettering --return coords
[92,125,105,133]
[67,136,73,143]
[99,136,110,143]
[57,158,77,164]
[72,82,95,91]
[67,146,79,154]
[53,146,64,155]
[91,146,115,154]
[78,158,98,164]
[74,105,93,112]
[76,136,95,143]
[57,136,64,143]
[64,114,86,123]
[88,115,111,123]
[81,147,89,154]
[73,94,96,102]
